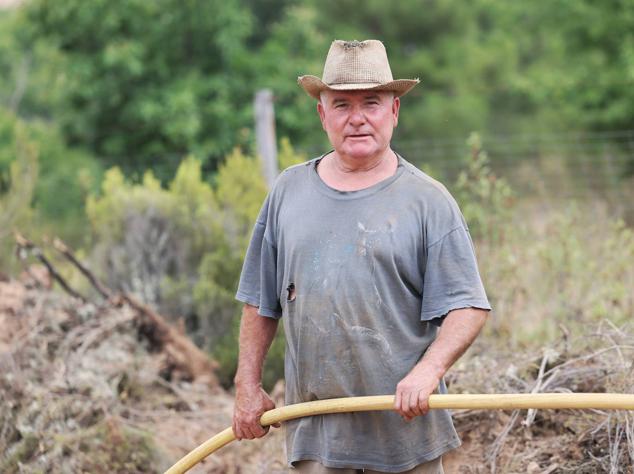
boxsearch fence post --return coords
[254,89,278,189]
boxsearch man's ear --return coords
[317,100,327,131]
[392,96,400,128]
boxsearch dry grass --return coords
[478,198,634,348]
[446,320,634,473]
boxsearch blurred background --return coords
[1,0,633,472]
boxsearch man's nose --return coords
[348,106,366,125]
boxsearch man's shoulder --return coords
[397,155,466,236]
[268,158,317,196]
[397,155,456,204]
[275,158,317,184]
[280,158,317,177]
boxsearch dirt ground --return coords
[1,277,632,473]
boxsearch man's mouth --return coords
[347,134,371,139]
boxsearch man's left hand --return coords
[393,307,489,421]
[394,365,441,421]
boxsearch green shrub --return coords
[86,145,298,389]
[86,157,223,324]
[0,109,102,273]
[454,133,514,245]
[0,112,37,273]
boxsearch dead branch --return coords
[524,349,554,428]
[487,409,521,474]
[53,238,112,299]
[12,232,219,387]
[75,311,136,356]
[14,232,86,302]
[50,236,219,386]
[119,293,219,386]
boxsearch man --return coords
[233,39,491,473]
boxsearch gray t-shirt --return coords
[236,154,491,472]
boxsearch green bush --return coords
[86,157,224,323]
[0,108,102,273]
[453,133,514,245]
[86,145,302,388]
[0,112,37,273]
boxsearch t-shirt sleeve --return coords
[235,196,282,318]
[420,225,491,324]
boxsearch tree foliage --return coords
[0,114,37,271]
[17,0,254,179]
[302,0,634,170]
[5,0,634,175]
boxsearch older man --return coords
[233,40,491,473]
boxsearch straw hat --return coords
[298,39,419,100]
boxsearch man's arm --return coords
[232,303,280,439]
[394,307,488,420]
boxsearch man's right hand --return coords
[232,383,278,440]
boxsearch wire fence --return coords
[391,130,634,217]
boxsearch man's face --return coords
[317,90,400,161]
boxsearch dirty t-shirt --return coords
[236,154,491,472]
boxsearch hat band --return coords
[328,81,386,85]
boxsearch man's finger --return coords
[405,391,417,417]
[243,417,261,439]
[409,391,421,416]
[401,391,415,419]
[398,390,409,418]
[418,391,430,416]
[252,423,267,438]
[242,425,257,439]
[233,421,245,440]
[394,390,402,412]
[399,391,409,417]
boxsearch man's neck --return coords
[331,148,392,173]
[317,148,398,192]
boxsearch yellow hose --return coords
[164,393,634,474]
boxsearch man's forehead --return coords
[321,90,393,102]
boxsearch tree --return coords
[19,0,254,179]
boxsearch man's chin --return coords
[341,145,380,160]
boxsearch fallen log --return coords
[117,293,219,385]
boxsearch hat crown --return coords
[297,39,419,99]
[322,40,394,86]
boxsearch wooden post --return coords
[254,89,279,188]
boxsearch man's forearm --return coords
[232,304,280,440]
[395,307,488,419]
[234,304,279,387]
[413,307,488,382]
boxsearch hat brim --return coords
[297,75,420,100]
